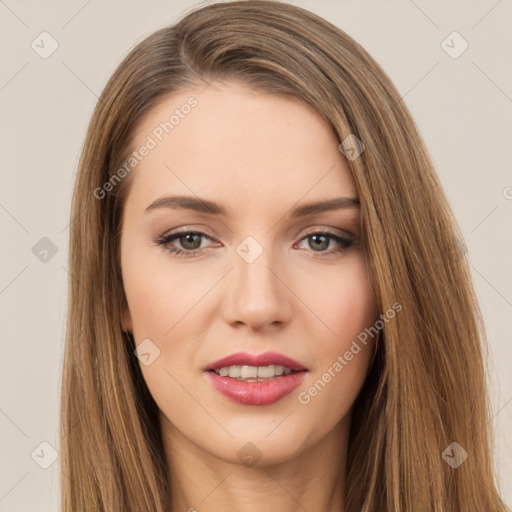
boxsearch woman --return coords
[60,1,509,510]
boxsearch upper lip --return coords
[204,351,308,372]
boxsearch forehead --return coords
[126,82,357,214]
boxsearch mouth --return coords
[204,350,308,378]
[204,351,308,405]
[210,364,298,382]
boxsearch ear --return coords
[122,307,133,334]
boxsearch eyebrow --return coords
[144,195,360,217]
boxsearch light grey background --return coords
[0,1,511,510]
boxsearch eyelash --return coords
[153,228,357,260]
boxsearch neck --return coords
[162,413,350,512]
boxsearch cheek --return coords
[123,270,171,339]
[122,247,207,341]
[121,255,209,412]
[299,253,376,353]
[294,256,376,415]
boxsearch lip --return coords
[204,351,308,372]
[204,351,308,406]
[206,371,307,406]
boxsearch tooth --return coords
[228,366,241,378]
[241,365,258,378]
[257,365,275,378]
[216,364,295,379]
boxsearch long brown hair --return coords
[60,1,509,510]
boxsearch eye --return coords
[154,230,216,258]
[295,230,355,259]
[154,228,357,259]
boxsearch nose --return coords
[222,241,293,332]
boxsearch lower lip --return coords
[206,371,307,406]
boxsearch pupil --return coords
[310,234,328,251]
[181,234,201,250]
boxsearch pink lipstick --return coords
[204,351,308,406]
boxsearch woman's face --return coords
[120,82,377,466]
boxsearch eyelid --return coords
[299,225,355,240]
[158,224,355,243]
[160,225,219,238]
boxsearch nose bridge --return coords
[224,234,290,329]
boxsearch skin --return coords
[120,82,377,512]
